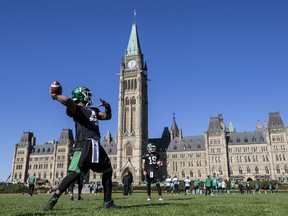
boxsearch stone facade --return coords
[11,129,73,185]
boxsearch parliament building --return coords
[11,22,288,186]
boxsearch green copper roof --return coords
[126,24,141,56]
[228,122,235,132]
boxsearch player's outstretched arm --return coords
[51,94,77,114]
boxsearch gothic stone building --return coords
[11,23,288,185]
[11,129,73,185]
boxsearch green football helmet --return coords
[147,143,156,153]
[71,86,93,106]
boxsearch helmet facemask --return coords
[71,86,93,106]
[147,143,156,153]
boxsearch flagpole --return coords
[134,9,136,24]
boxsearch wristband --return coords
[105,104,111,115]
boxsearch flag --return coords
[134,9,136,16]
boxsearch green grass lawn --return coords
[0,192,288,216]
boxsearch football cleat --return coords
[103,200,116,209]
[43,197,58,212]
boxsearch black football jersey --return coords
[67,106,101,142]
[142,152,160,173]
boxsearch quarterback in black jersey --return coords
[142,143,163,201]
[44,86,115,211]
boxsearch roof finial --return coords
[133,9,136,24]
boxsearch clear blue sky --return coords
[1,0,288,182]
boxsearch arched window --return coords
[239,167,243,174]
[190,170,193,177]
[219,167,223,175]
[276,166,280,174]
[255,166,259,174]
[126,144,132,156]
[182,170,185,178]
[128,80,131,90]
[265,166,269,174]
[247,167,251,174]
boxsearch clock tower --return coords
[116,23,148,184]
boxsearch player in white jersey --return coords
[165,176,172,195]
[184,176,191,195]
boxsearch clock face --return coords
[128,60,136,69]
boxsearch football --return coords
[50,81,62,95]
[157,160,164,167]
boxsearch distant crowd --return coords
[163,174,280,195]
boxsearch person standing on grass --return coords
[211,174,217,195]
[142,143,163,201]
[43,86,115,212]
[230,180,235,194]
[194,179,200,194]
[238,182,244,194]
[205,175,212,195]
[122,172,132,196]
[184,176,191,195]
[27,174,36,196]
[221,179,226,194]
[217,179,222,194]
[172,175,180,195]
[165,176,172,195]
